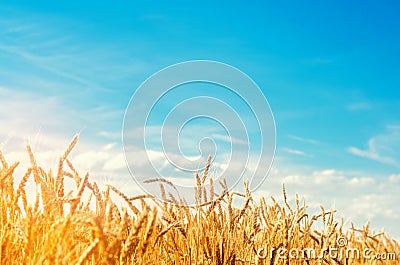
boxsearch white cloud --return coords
[0,87,136,194]
[389,174,400,183]
[98,131,121,139]
[349,194,400,220]
[102,142,117,151]
[282,147,313,157]
[103,153,126,171]
[281,174,304,185]
[2,122,400,239]
[253,166,400,239]
[212,134,247,145]
[288,135,319,145]
[348,125,400,166]
[348,145,395,165]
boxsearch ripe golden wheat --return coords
[0,135,399,264]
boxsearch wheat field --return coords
[0,135,399,264]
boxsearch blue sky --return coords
[1,1,400,238]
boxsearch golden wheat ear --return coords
[1,137,399,264]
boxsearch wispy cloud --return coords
[0,42,110,93]
[212,134,247,145]
[348,125,400,166]
[282,147,313,157]
[288,135,319,145]
[0,16,149,98]
[98,131,122,140]
[348,145,396,165]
